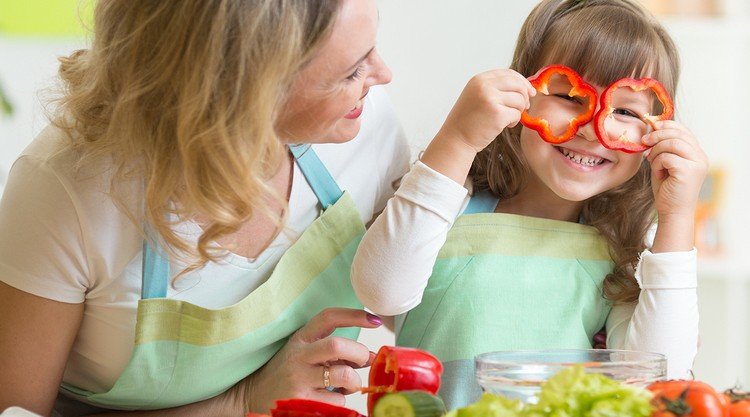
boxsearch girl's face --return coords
[519,81,645,204]
[277,0,391,144]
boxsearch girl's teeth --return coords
[561,148,604,166]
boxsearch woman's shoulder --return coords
[0,123,143,302]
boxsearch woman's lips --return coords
[344,104,363,119]
[344,92,369,120]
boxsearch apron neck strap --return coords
[142,240,169,299]
[289,144,343,210]
[141,144,343,299]
[463,191,500,214]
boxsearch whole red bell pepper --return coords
[269,399,364,417]
[594,77,674,153]
[364,346,443,416]
[520,64,598,144]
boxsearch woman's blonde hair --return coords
[53,0,340,271]
[471,0,680,304]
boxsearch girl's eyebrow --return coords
[344,46,375,73]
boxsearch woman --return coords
[0,1,409,416]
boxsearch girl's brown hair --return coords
[471,0,680,304]
[53,0,340,271]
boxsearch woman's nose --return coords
[369,50,392,86]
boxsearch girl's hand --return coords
[236,308,382,414]
[642,120,709,252]
[439,69,535,152]
[422,69,535,184]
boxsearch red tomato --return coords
[648,380,729,417]
[724,389,750,417]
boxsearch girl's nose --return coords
[578,119,598,142]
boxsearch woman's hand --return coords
[642,120,709,252]
[422,69,535,184]
[236,308,383,414]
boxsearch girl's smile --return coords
[554,144,611,171]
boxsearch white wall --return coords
[1,1,749,414]
[0,37,85,187]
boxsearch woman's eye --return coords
[346,66,364,81]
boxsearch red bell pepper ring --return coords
[594,77,674,153]
[520,64,598,144]
[270,399,364,417]
[363,346,443,416]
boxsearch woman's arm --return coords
[0,282,84,416]
[605,248,699,379]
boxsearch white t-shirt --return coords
[351,161,699,378]
[0,86,410,394]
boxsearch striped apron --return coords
[396,191,614,409]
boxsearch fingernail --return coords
[366,313,383,326]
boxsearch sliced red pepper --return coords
[520,64,598,144]
[363,346,443,416]
[270,399,363,417]
[594,77,674,153]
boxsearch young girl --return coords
[352,0,706,409]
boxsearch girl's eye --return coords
[613,108,639,118]
[553,93,582,105]
[346,66,364,81]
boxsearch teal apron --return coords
[57,145,365,412]
[395,192,614,410]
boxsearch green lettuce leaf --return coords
[524,366,653,417]
[454,393,525,417]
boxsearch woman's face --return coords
[277,0,391,144]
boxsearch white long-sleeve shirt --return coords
[352,161,699,379]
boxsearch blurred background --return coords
[1,0,748,413]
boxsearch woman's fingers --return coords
[304,336,371,367]
[323,364,363,394]
[294,308,381,343]
[309,389,346,406]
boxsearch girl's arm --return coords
[352,161,470,315]
[607,120,707,378]
[605,247,699,379]
[352,69,535,316]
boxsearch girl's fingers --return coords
[497,90,530,112]
[480,70,535,103]
[650,152,682,180]
[646,138,700,163]
[502,108,524,128]
[303,336,372,367]
[294,308,381,343]
[647,121,700,148]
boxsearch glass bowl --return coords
[475,349,666,404]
